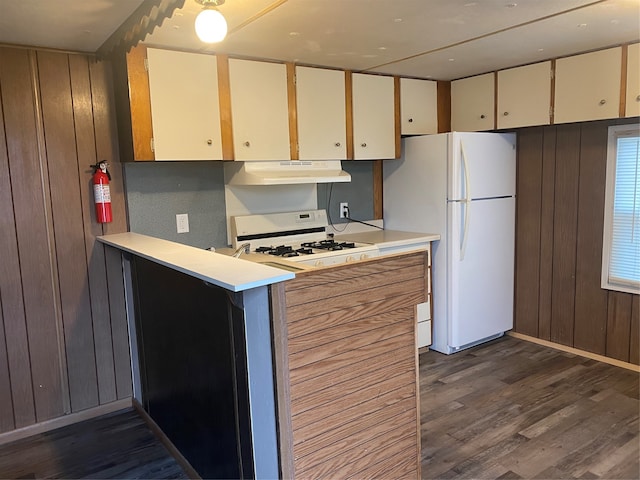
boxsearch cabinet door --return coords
[146,48,223,160]
[229,59,290,161]
[554,47,621,124]
[400,78,438,135]
[451,73,495,132]
[497,61,551,129]
[352,73,396,160]
[626,43,640,118]
[296,66,346,160]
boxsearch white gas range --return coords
[229,210,379,267]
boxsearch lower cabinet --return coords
[273,252,425,479]
[378,243,433,349]
[417,244,433,348]
[131,256,256,479]
[418,319,432,348]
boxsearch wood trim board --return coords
[125,44,154,161]
[345,71,354,160]
[37,50,98,412]
[268,282,295,480]
[0,399,132,447]
[216,54,235,161]
[286,62,299,161]
[132,399,201,479]
[509,332,640,372]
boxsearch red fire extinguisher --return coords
[91,160,112,223]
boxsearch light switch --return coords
[176,213,189,233]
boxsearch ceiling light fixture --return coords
[194,0,227,43]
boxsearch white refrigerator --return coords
[383,132,516,354]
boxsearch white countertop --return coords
[97,232,295,292]
[335,229,440,250]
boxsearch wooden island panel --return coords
[273,251,426,479]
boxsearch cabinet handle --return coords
[207,139,212,145]
[361,143,367,148]
[335,142,341,147]
[480,114,486,119]
[408,118,413,123]
[599,99,606,105]
[503,112,509,116]
[243,141,251,147]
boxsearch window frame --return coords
[601,124,640,295]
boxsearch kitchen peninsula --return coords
[98,231,431,479]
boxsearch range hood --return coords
[224,160,351,185]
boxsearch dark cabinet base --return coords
[131,256,254,479]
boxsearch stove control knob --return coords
[360,254,368,260]
[346,256,355,262]
[315,260,324,267]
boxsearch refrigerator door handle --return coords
[460,141,472,261]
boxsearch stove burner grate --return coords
[253,239,361,258]
[300,240,357,251]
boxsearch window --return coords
[602,125,640,294]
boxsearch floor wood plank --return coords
[0,336,637,480]
[421,336,639,480]
[0,409,188,479]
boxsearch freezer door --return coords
[449,132,516,201]
[447,196,515,348]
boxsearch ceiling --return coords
[1,0,638,81]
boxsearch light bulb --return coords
[195,8,227,43]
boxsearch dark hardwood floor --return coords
[421,336,640,480]
[0,336,637,479]
[0,409,188,479]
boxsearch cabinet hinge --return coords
[549,106,554,118]
[150,138,155,152]
[550,68,554,80]
[144,58,149,72]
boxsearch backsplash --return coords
[317,161,374,227]
[123,161,228,249]
[124,160,375,249]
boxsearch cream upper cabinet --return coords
[497,61,551,129]
[625,43,640,118]
[146,48,223,160]
[451,73,495,132]
[352,73,396,159]
[228,58,291,161]
[554,47,622,124]
[295,66,347,160]
[400,78,438,135]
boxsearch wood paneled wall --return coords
[0,46,130,434]
[514,118,639,365]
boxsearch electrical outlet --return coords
[340,202,349,219]
[176,213,189,233]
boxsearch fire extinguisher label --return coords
[94,184,111,203]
